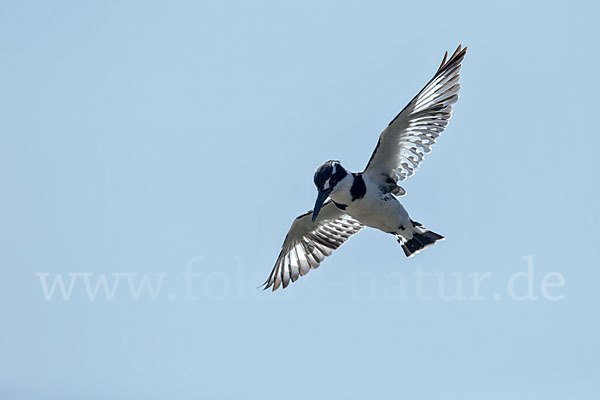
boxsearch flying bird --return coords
[263,45,467,291]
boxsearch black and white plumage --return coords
[263,45,467,291]
[264,201,364,291]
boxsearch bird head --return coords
[312,160,348,222]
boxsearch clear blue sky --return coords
[1,0,598,399]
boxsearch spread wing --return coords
[263,201,364,291]
[364,45,467,188]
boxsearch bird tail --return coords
[399,220,444,257]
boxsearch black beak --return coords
[312,188,332,222]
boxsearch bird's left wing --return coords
[363,45,467,189]
[263,201,363,291]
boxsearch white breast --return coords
[342,175,410,233]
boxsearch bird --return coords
[263,45,467,291]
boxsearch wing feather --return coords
[263,201,363,291]
[364,45,467,187]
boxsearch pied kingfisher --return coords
[263,45,467,291]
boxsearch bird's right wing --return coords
[363,45,466,188]
[263,201,364,291]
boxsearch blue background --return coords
[1,0,598,398]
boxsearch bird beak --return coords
[312,188,332,222]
